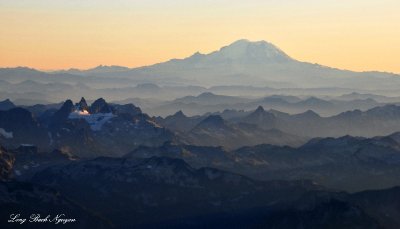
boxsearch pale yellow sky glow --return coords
[0,0,399,73]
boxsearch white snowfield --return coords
[68,110,115,131]
[0,128,13,139]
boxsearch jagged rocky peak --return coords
[65,97,116,131]
[89,98,112,114]
[76,97,89,112]
[198,92,216,98]
[249,106,272,118]
[52,99,75,121]
[0,98,16,111]
[242,105,275,123]
[197,115,226,128]
[173,110,186,118]
[297,110,320,118]
[57,97,113,115]
[88,65,130,73]
[61,99,75,113]
[188,51,204,59]
[254,105,265,113]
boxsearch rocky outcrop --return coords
[89,98,112,114]
[0,146,14,181]
[76,97,89,111]
[51,99,75,125]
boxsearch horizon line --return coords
[0,38,399,75]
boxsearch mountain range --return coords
[51,39,400,90]
[0,98,174,157]
[2,38,400,227]
[1,40,400,103]
[2,95,400,227]
[159,104,400,140]
[128,132,400,192]
[3,96,400,154]
[149,92,386,116]
[3,144,400,228]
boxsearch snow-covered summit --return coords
[68,110,115,131]
[68,98,115,131]
[213,39,293,62]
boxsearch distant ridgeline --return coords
[1,40,400,107]
[2,96,400,157]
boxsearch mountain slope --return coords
[0,99,16,111]
[30,156,322,227]
[47,98,174,157]
[235,104,400,138]
[27,154,400,228]
[182,115,307,149]
[0,97,174,157]
[127,132,400,192]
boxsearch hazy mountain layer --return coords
[53,39,400,90]
[2,40,400,108]
[159,104,400,139]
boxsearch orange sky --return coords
[0,0,399,73]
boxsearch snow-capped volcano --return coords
[3,39,400,90]
[126,39,400,89]
[181,39,293,65]
[205,39,293,63]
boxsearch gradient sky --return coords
[0,0,399,73]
